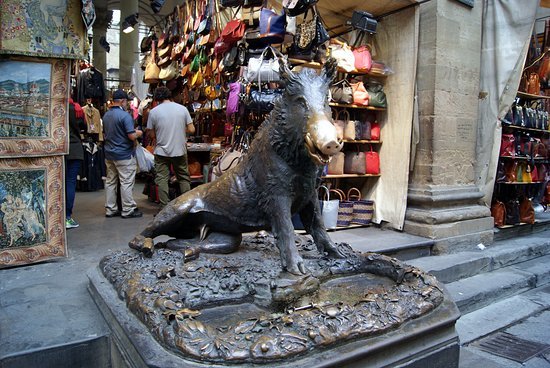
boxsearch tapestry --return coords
[0,56,69,158]
[0,0,87,59]
[0,155,66,268]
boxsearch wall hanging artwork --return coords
[0,155,66,268]
[0,0,87,59]
[0,56,69,158]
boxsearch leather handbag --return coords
[295,8,317,50]
[491,200,506,227]
[526,72,540,95]
[211,132,251,180]
[283,0,318,17]
[504,161,517,182]
[365,146,380,175]
[343,119,356,140]
[245,46,281,83]
[370,121,380,141]
[319,186,339,229]
[344,151,366,174]
[245,87,283,113]
[353,45,372,72]
[519,197,535,224]
[347,187,374,225]
[159,61,178,81]
[500,134,515,157]
[327,151,344,175]
[330,79,353,104]
[350,81,370,106]
[329,43,355,72]
[315,12,330,45]
[259,8,286,45]
[144,42,161,83]
[333,110,347,141]
[221,19,246,45]
[505,199,520,225]
[366,81,387,108]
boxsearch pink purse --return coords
[350,81,369,106]
[353,45,372,72]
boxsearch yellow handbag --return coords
[191,69,203,88]
[144,42,160,83]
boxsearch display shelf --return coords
[499,156,549,163]
[496,181,545,185]
[501,123,550,134]
[329,102,386,111]
[343,139,382,144]
[288,58,388,78]
[516,91,550,100]
[322,174,381,179]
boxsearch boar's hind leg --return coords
[199,231,242,254]
[299,199,345,258]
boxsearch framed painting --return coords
[0,156,66,268]
[0,56,69,158]
[0,0,87,59]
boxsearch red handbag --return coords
[500,134,515,157]
[370,121,380,141]
[365,146,380,175]
[353,45,372,72]
[221,19,246,45]
[350,81,369,106]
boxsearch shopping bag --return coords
[135,144,155,173]
[319,186,339,229]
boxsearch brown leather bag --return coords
[526,72,540,95]
[491,200,506,227]
[144,41,160,83]
[519,197,535,224]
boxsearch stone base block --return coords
[88,266,460,368]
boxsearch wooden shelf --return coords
[502,123,550,134]
[516,91,550,100]
[344,139,381,144]
[499,156,549,163]
[322,174,381,178]
[288,58,388,78]
[329,103,386,110]
[496,181,545,185]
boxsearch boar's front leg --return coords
[299,196,345,258]
[270,197,306,275]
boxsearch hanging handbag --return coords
[245,46,281,83]
[491,200,506,227]
[319,186,339,229]
[331,189,354,227]
[353,45,372,72]
[365,145,380,175]
[499,134,515,157]
[330,79,353,104]
[347,187,374,225]
[226,82,242,116]
[366,81,387,108]
[519,197,535,224]
[344,150,366,174]
[350,81,369,106]
[259,8,286,45]
[159,61,178,81]
[329,43,355,72]
[315,10,330,45]
[245,86,283,113]
[144,42,161,83]
[326,151,344,175]
[221,18,246,45]
[295,8,317,50]
[283,0,318,17]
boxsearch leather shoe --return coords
[105,211,121,218]
[122,209,143,219]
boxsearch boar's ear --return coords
[279,56,297,85]
[322,57,338,83]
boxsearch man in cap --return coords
[102,89,143,218]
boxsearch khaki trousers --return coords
[105,157,138,216]
[154,154,191,206]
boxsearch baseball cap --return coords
[112,89,128,100]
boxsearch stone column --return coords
[405,0,494,253]
[91,0,108,76]
[119,0,139,89]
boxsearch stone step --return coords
[406,233,550,284]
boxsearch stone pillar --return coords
[405,0,494,253]
[92,0,108,76]
[119,0,139,89]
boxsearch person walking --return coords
[102,89,143,218]
[65,98,85,229]
[146,86,195,207]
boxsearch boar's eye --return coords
[294,95,309,110]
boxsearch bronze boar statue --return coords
[129,58,345,275]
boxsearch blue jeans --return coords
[65,159,82,219]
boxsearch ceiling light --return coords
[122,13,138,34]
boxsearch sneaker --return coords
[105,211,121,218]
[121,209,143,219]
[66,218,79,229]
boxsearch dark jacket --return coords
[67,103,85,161]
